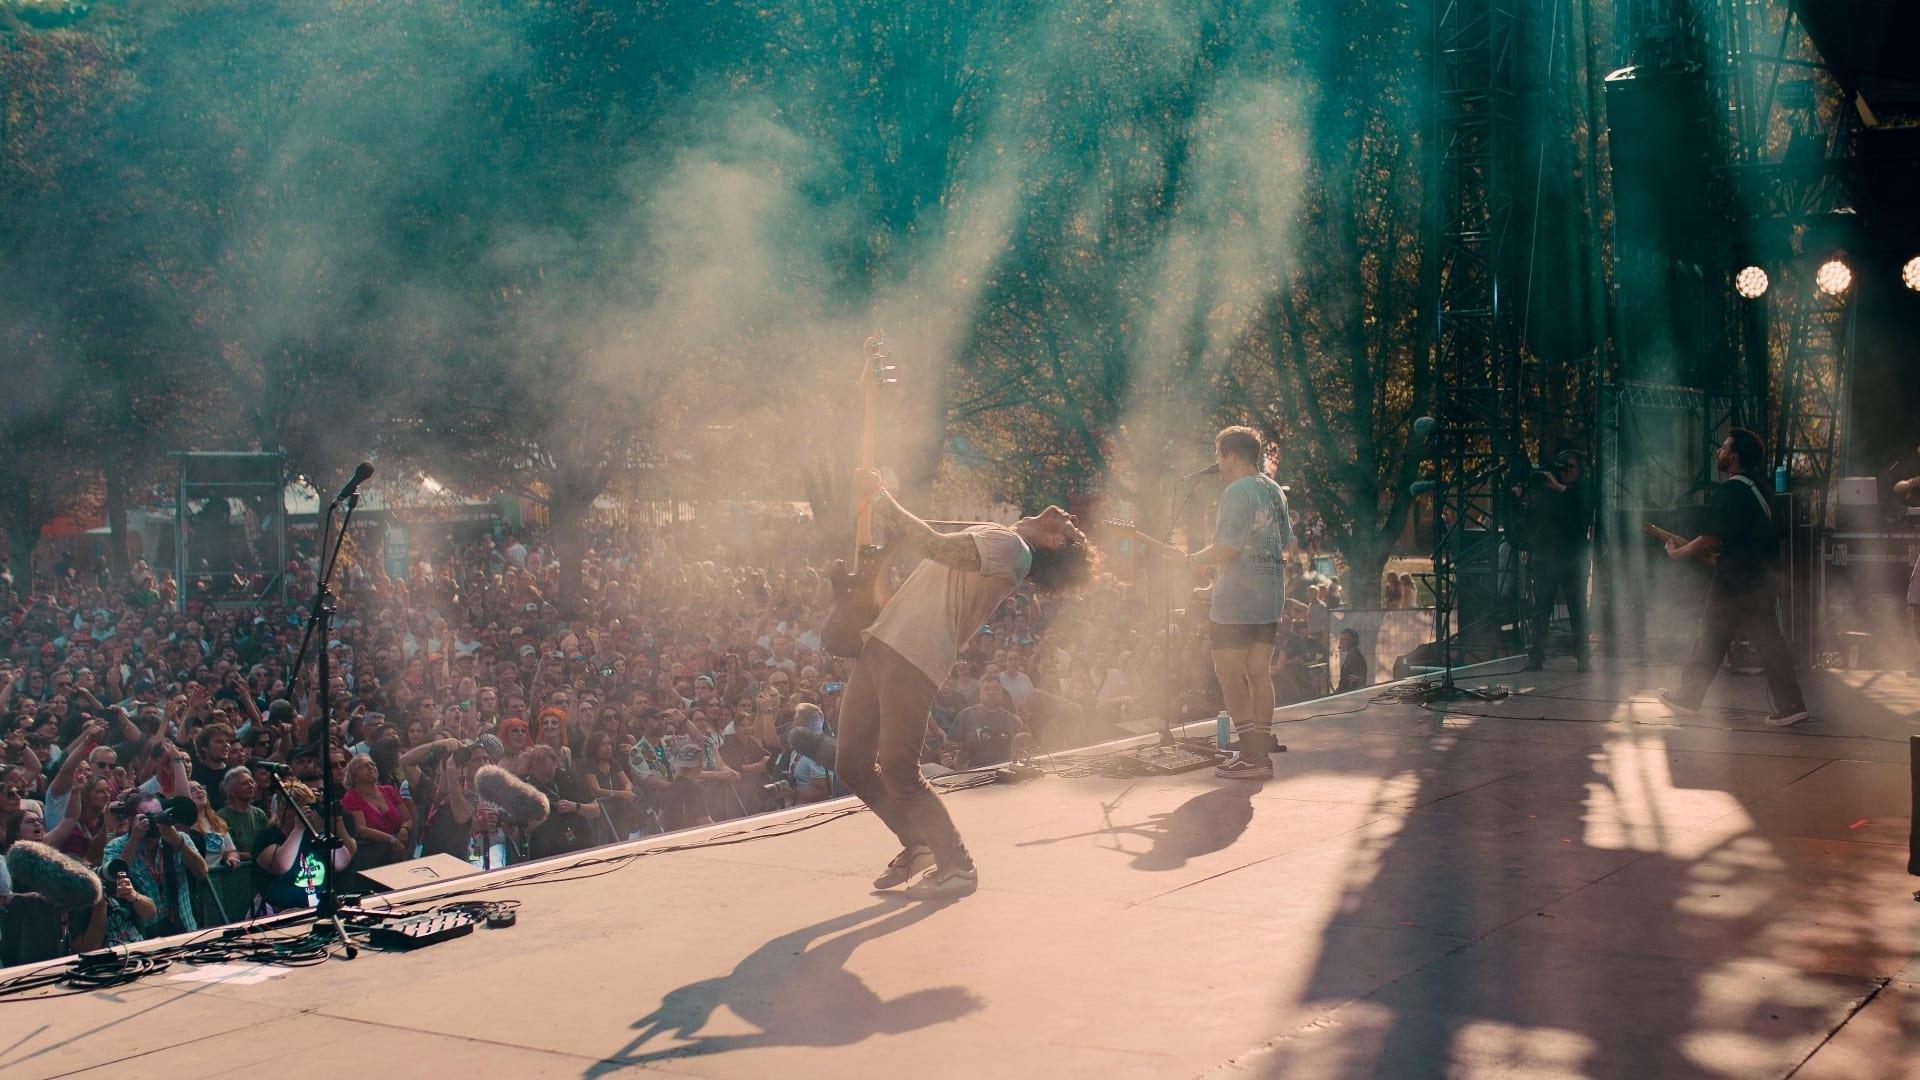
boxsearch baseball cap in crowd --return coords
[470,733,506,760]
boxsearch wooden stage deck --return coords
[4,658,1914,1079]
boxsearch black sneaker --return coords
[1523,659,1544,672]
[1214,755,1272,780]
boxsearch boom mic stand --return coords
[1157,473,1212,747]
[277,469,369,956]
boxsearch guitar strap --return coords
[1730,475,1772,522]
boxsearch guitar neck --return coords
[1111,525,1186,561]
[853,376,878,554]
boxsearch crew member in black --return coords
[1889,445,1920,672]
[1524,450,1594,672]
[1658,428,1810,726]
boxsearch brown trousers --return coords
[835,639,972,872]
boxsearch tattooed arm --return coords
[857,471,983,572]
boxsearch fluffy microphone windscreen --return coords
[474,766,550,828]
[6,841,105,910]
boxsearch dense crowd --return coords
[0,510,1376,966]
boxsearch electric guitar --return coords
[1101,520,1190,563]
[823,336,900,659]
[1641,521,1718,568]
[1103,520,1215,609]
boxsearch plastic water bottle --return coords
[1773,464,1788,493]
[1215,711,1232,748]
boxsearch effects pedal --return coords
[1109,742,1225,775]
[367,910,476,951]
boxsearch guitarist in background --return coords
[1658,428,1810,727]
[846,469,1093,899]
[1187,426,1294,780]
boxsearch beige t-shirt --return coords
[864,524,1033,685]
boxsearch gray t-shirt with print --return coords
[1209,474,1292,625]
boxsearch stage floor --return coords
[5,659,1915,1079]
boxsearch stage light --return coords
[1815,258,1852,296]
[1734,266,1769,299]
[1903,255,1920,292]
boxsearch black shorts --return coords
[1209,621,1277,650]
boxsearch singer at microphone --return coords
[1187,426,1295,781]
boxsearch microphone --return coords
[1181,463,1221,481]
[249,759,291,775]
[331,461,375,506]
[6,841,105,910]
[474,765,550,827]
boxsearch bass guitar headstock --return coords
[860,334,900,389]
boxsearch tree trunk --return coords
[549,488,592,616]
[104,465,131,577]
[4,475,38,595]
[1336,519,1392,611]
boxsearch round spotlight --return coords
[1734,266,1769,299]
[1815,258,1853,296]
[1902,255,1920,293]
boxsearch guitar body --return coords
[824,542,897,659]
[1642,521,1719,568]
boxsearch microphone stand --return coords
[276,479,364,956]
[259,768,360,956]
[1159,473,1209,748]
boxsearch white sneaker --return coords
[1657,689,1698,716]
[872,846,935,890]
[1764,708,1813,728]
[904,865,978,900]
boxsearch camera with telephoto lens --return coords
[143,797,196,830]
[423,742,475,770]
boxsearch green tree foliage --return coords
[2,0,1617,603]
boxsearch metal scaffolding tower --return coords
[1427,0,1527,665]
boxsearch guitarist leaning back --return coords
[842,468,1094,900]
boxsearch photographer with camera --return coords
[415,739,494,865]
[98,790,206,941]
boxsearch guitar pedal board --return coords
[365,910,476,951]
[1108,742,1226,775]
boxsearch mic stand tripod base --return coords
[1416,676,1511,705]
[262,771,359,960]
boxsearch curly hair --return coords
[1028,536,1098,595]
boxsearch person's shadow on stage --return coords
[589,897,978,1074]
[1016,784,1256,871]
